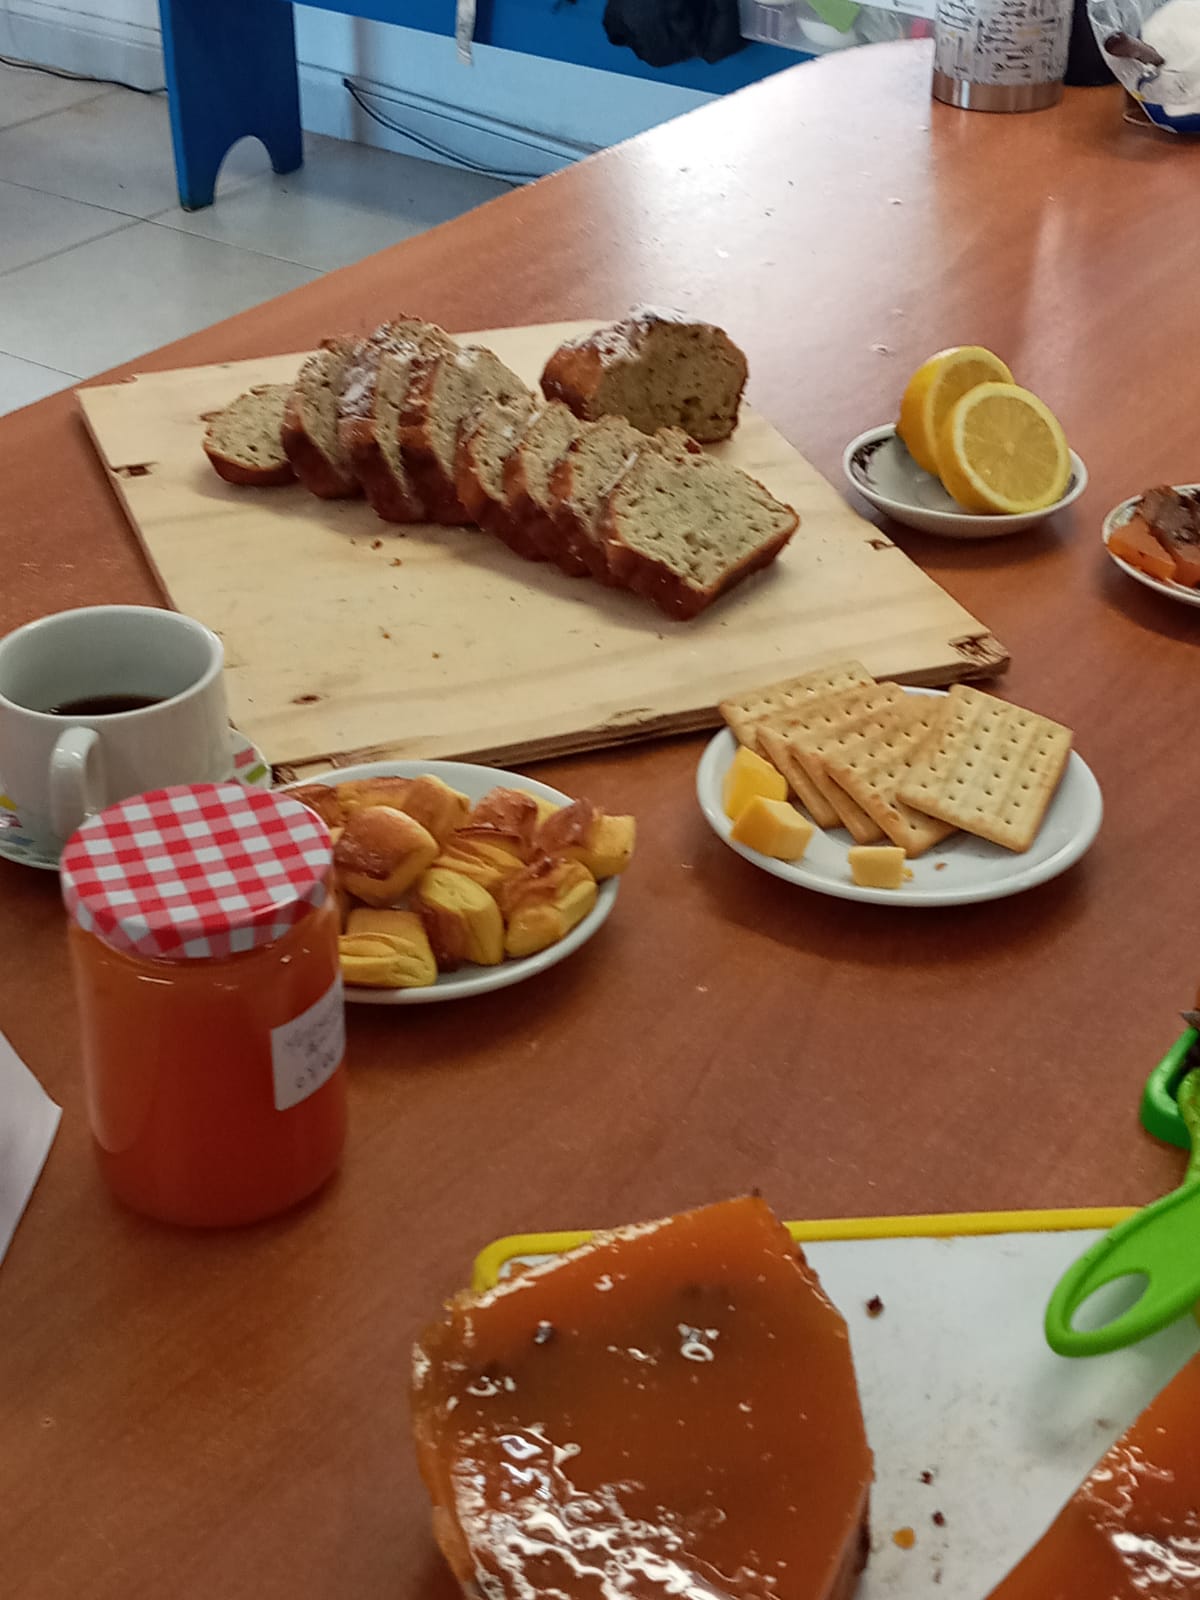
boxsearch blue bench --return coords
[158,0,796,209]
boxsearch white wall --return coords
[0,0,712,176]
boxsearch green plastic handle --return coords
[1141,1029,1198,1151]
[1045,1179,1200,1356]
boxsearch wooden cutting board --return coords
[78,322,1007,777]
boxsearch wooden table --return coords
[3,40,1198,1599]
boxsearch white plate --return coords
[844,425,1088,539]
[1102,485,1200,609]
[0,728,271,873]
[696,690,1102,907]
[293,759,619,1005]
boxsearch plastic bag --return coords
[1088,0,1200,129]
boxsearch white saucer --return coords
[1102,486,1200,609]
[0,728,271,873]
[844,425,1088,539]
[696,689,1103,908]
[287,759,620,1005]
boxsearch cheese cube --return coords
[731,796,815,861]
[848,845,907,889]
[722,746,787,822]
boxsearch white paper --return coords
[270,976,345,1112]
[0,1030,61,1267]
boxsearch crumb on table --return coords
[866,1295,885,1318]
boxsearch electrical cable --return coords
[0,50,161,95]
[343,77,594,184]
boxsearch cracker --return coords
[719,661,874,747]
[822,698,958,857]
[767,684,904,836]
[896,685,1072,853]
[757,720,841,826]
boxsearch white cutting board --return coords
[478,1213,1200,1597]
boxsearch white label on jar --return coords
[270,976,345,1112]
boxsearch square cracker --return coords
[757,720,842,827]
[896,685,1072,853]
[822,698,958,857]
[720,662,874,748]
[764,684,904,836]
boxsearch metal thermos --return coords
[933,0,1073,109]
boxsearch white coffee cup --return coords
[0,605,231,858]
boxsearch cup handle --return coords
[50,726,105,843]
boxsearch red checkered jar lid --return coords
[61,783,333,961]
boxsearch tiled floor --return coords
[0,60,511,415]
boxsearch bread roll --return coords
[415,868,504,968]
[537,800,636,880]
[334,807,439,906]
[287,783,346,830]
[339,909,437,989]
[434,833,526,895]
[468,788,541,855]
[497,854,598,958]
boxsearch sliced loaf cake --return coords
[598,447,798,619]
[203,384,295,487]
[398,346,532,524]
[339,320,455,522]
[541,310,749,443]
[281,338,363,498]
[454,396,541,557]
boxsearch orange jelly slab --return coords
[412,1195,873,1600]
[986,1351,1200,1598]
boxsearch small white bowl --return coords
[844,425,1088,540]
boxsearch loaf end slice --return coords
[541,309,749,443]
[203,383,295,487]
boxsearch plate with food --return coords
[698,665,1102,907]
[287,760,634,1004]
[1103,484,1200,609]
[845,346,1086,538]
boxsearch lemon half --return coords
[896,346,1014,477]
[937,382,1071,515]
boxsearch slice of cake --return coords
[281,338,363,498]
[203,384,294,486]
[984,1350,1200,1598]
[454,395,541,557]
[599,447,798,619]
[545,414,649,580]
[412,1194,873,1600]
[502,401,586,564]
[338,318,455,522]
[398,346,532,525]
[541,309,749,443]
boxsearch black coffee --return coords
[47,694,164,717]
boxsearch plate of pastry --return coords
[286,760,634,1004]
[698,666,1101,907]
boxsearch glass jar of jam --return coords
[61,782,347,1227]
